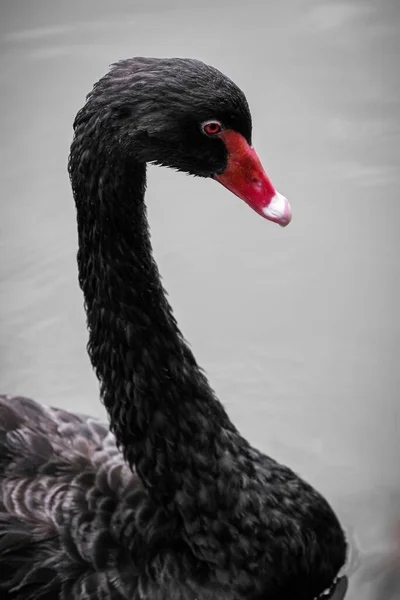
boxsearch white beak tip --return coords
[263,192,292,226]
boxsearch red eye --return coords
[202,121,222,135]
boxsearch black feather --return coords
[1,57,347,600]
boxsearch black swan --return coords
[0,57,348,600]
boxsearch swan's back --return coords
[0,394,348,600]
[0,395,159,599]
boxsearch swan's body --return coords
[0,57,348,600]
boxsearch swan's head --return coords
[79,57,291,227]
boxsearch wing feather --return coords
[0,394,144,599]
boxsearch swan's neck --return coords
[70,139,247,508]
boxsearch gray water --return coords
[1,1,399,597]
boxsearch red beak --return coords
[213,130,292,227]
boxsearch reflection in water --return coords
[0,1,399,599]
[362,521,400,600]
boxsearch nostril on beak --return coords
[251,177,262,190]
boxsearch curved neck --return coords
[70,137,245,509]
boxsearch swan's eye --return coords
[202,121,222,136]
